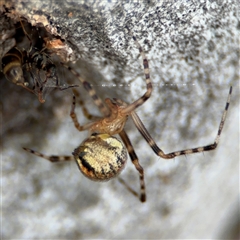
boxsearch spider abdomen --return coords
[73,133,127,181]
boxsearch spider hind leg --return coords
[23,147,74,162]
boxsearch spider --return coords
[2,17,78,103]
[23,30,232,202]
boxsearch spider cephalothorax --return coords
[82,98,129,136]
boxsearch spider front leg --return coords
[62,63,110,117]
[121,27,153,114]
[131,86,232,159]
[72,89,100,121]
[70,92,98,132]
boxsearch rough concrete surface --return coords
[1,0,239,239]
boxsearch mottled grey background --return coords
[1,0,239,239]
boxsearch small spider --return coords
[23,30,232,202]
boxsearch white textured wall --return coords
[1,0,239,239]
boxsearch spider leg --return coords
[122,29,153,114]
[119,130,146,202]
[70,93,97,132]
[131,86,232,159]
[23,147,74,162]
[118,177,139,198]
[62,63,110,117]
[72,89,100,121]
